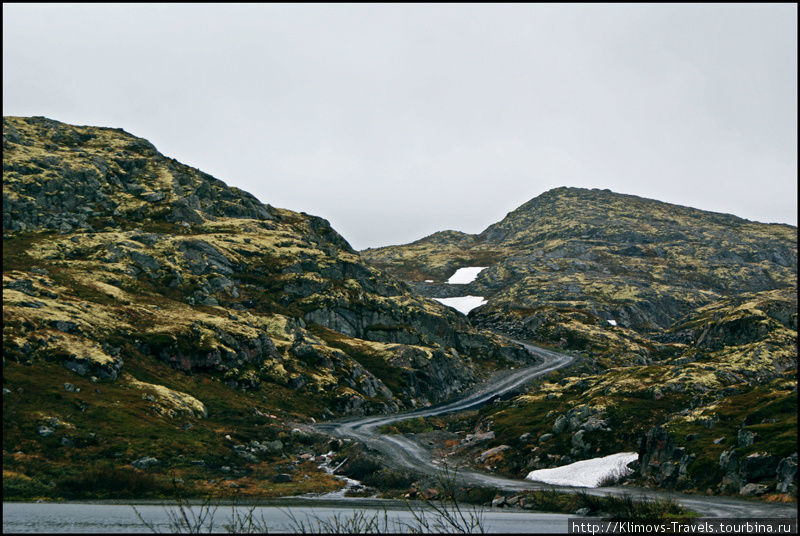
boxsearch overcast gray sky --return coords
[3,4,797,249]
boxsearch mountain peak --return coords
[477,186,758,246]
[2,116,285,237]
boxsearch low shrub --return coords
[3,477,52,499]
[56,466,171,499]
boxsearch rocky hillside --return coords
[364,187,797,498]
[2,116,531,500]
[364,187,796,364]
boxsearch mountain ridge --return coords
[363,186,795,336]
[2,115,532,500]
[363,186,795,254]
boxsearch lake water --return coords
[3,500,572,533]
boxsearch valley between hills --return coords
[2,116,796,515]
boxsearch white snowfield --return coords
[433,296,488,315]
[447,266,488,284]
[525,452,638,488]
[607,319,617,326]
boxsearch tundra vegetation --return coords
[2,117,796,507]
[364,187,797,500]
[2,116,530,501]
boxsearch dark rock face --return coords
[138,332,279,374]
[394,347,475,403]
[776,453,798,494]
[739,452,779,481]
[738,429,756,448]
[638,427,695,488]
[63,354,124,381]
[637,429,797,497]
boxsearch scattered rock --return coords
[53,320,79,334]
[272,473,292,483]
[572,430,587,449]
[263,440,283,452]
[131,456,160,469]
[464,431,495,443]
[581,417,609,432]
[37,426,55,437]
[478,445,511,463]
[739,483,769,497]
[237,451,258,463]
[574,507,591,516]
[737,429,756,448]
[553,415,568,434]
[141,191,166,203]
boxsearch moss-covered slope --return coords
[364,187,795,337]
[385,288,796,499]
[2,116,531,500]
[364,189,797,499]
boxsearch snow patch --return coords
[447,267,488,284]
[433,296,487,315]
[607,319,617,326]
[525,452,638,488]
[424,280,434,283]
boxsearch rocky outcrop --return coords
[136,330,279,374]
[637,424,797,497]
[637,427,695,488]
[776,453,798,494]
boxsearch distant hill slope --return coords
[362,187,797,499]
[2,116,529,500]
[363,186,796,362]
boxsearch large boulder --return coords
[776,453,797,494]
[739,452,779,481]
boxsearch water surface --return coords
[3,500,572,533]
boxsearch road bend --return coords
[313,340,797,518]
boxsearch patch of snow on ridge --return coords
[433,296,487,315]
[607,319,617,326]
[447,267,488,284]
[525,452,638,488]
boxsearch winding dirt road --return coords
[314,341,797,518]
